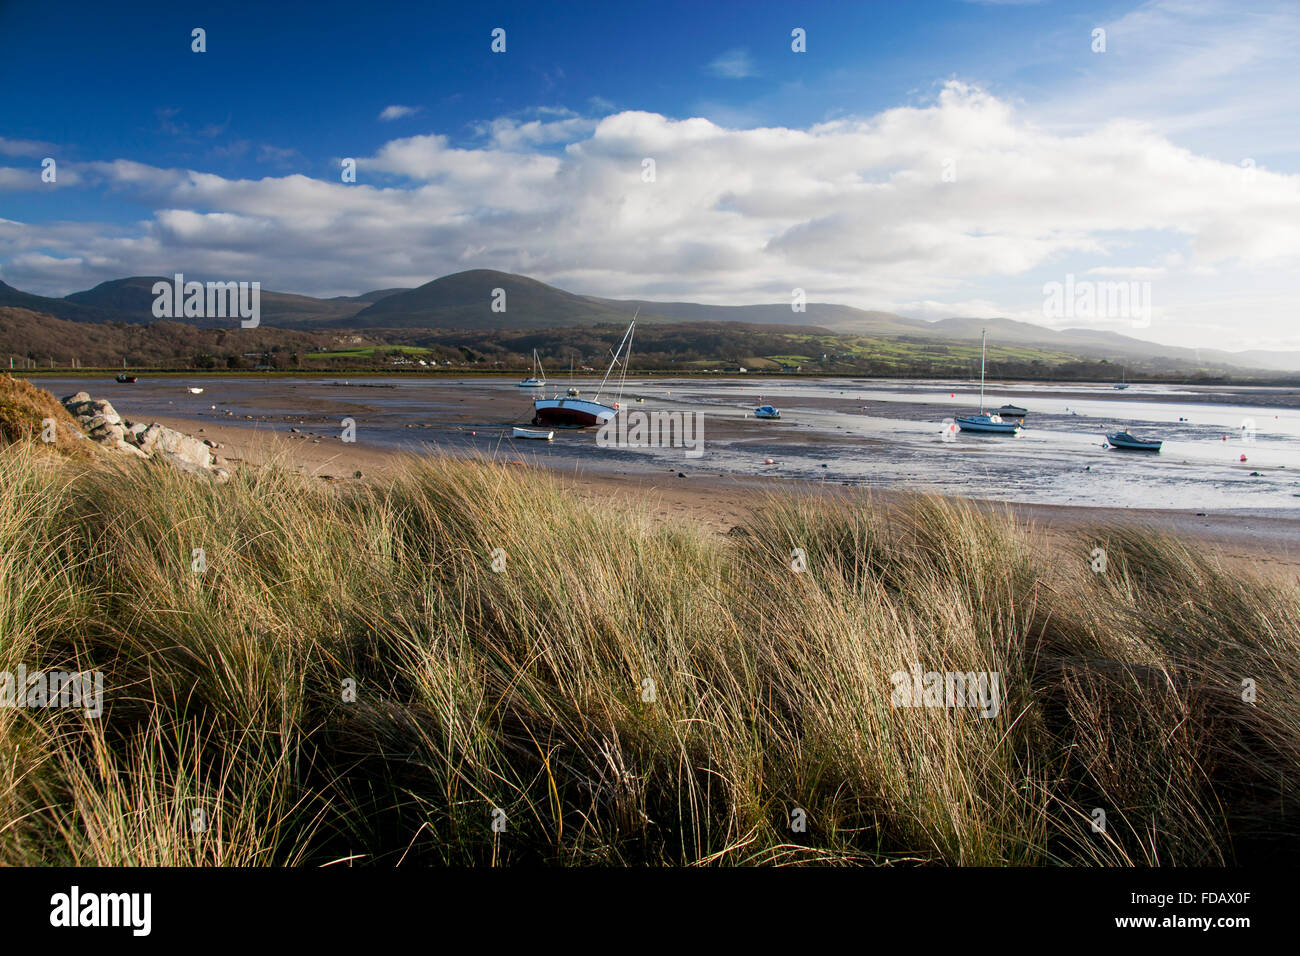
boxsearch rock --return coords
[150,426,213,470]
[89,422,126,444]
[112,439,150,459]
[135,423,164,454]
[85,412,123,432]
[58,392,225,478]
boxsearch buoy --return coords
[1240,454,1247,462]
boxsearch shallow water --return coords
[36,375,1300,515]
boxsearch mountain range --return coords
[3,269,1297,373]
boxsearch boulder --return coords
[135,423,163,454]
[150,426,213,470]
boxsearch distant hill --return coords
[0,280,116,324]
[328,288,411,303]
[66,277,369,328]
[918,317,1291,373]
[586,296,925,335]
[348,270,661,329]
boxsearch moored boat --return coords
[115,373,137,384]
[996,404,1027,419]
[1107,430,1162,452]
[957,413,1021,434]
[533,315,635,428]
[518,349,547,387]
[957,331,1021,436]
[753,405,780,419]
[512,427,554,441]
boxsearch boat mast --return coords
[617,324,634,404]
[594,310,637,402]
[979,329,986,414]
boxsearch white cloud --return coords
[378,105,421,122]
[0,137,56,158]
[3,80,1299,348]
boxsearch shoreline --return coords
[153,413,1300,583]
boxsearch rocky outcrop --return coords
[60,392,229,480]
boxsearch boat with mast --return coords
[518,349,547,387]
[956,330,1022,435]
[532,314,636,427]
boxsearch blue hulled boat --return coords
[1108,430,1162,452]
[957,331,1022,436]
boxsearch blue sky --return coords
[2,0,1298,349]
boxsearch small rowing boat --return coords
[512,427,554,441]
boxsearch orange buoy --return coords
[1240,454,1247,462]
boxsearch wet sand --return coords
[155,412,1300,584]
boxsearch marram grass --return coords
[0,443,1297,866]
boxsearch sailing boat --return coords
[956,330,1022,435]
[1113,367,1129,390]
[533,315,635,427]
[518,349,546,387]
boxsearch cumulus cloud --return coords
[3,81,1298,346]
